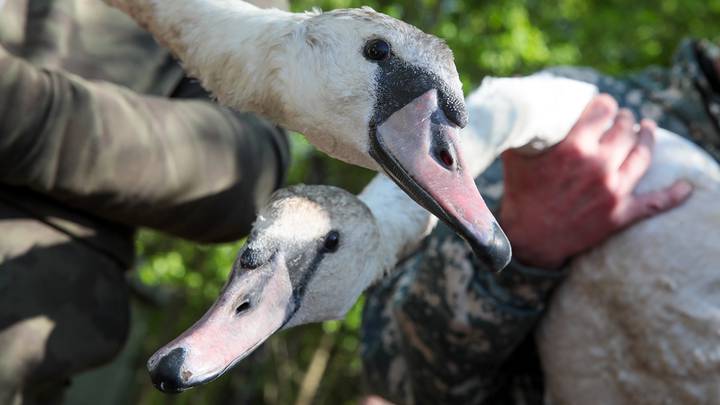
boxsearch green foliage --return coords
[292,0,719,89]
[129,1,719,404]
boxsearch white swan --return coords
[147,75,720,401]
[104,0,510,270]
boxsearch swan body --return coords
[104,0,510,273]
[148,74,720,401]
[530,110,720,404]
[538,134,720,405]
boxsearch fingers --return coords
[600,108,638,168]
[615,119,656,195]
[565,94,618,146]
[612,180,693,228]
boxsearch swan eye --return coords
[363,39,391,62]
[235,301,251,315]
[322,230,340,253]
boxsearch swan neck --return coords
[105,0,302,123]
[359,175,437,284]
[462,75,599,176]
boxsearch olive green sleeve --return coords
[0,45,288,243]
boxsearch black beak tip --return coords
[470,222,512,273]
[149,347,188,394]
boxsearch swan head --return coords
[147,185,380,392]
[283,8,510,272]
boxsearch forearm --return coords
[0,46,60,181]
[0,46,288,242]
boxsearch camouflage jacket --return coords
[0,0,289,267]
[361,39,720,405]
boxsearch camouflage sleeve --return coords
[361,161,566,405]
[0,44,288,243]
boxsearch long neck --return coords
[358,175,438,283]
[461,75,599,177]
[105,0,303,123]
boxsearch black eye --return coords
[323,230,340,253]
[363,39,391,62]
[235,301,251,315]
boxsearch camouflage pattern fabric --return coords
[361,39,720,405]
[0,1,288,403]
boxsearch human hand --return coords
[499,94,693,269]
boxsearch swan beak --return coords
[146,253,293,392]
[370,89,511,272]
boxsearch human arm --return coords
[0,44,288,242]
[361,95,692,404]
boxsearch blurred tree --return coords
[101,1,719,404]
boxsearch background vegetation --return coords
[66,1,720,404]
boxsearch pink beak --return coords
[147,253,294,393]
[370,89,511,271]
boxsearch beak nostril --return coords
[436,148,455,169]
[235,301,251,315]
